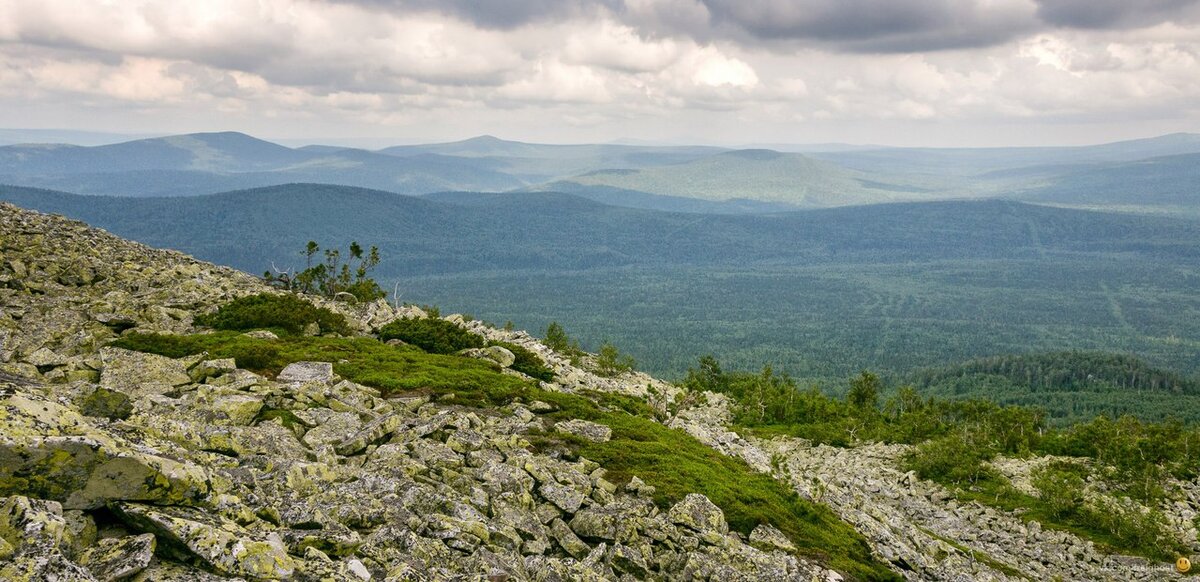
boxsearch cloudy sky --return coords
[1,0,1199,147]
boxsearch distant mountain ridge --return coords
[2,129,1199,213]
[0,131,523,196]
[3,182,1197,278]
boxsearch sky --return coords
[1,0,1199,148]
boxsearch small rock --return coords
[750,524,796,553]
[189,358,236,383]
[205,394,263,426]
[540,482,586,514]
[241,330,279,340]
[609,543,649,577]
[554,419,612,443]
[459,346,516,368]
[277,361,334,384]
[0,496,67,553]
[667,494,728,539]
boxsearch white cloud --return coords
[0,0,1197,145]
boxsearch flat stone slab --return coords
[277,361,334,384]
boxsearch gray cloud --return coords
[329,0,620,29]
[693,0,1039,52]
[1035,0,1200,29]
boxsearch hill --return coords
[807,133,1200,176]
[4,183,1200,386]
[383,135,726,182]
[0,201,894,581]
[909,351,1200,425]
[544,149,963,207]
[1017,153,1200,209]
[0,132,524,196]
[1,200,1195,580]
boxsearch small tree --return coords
[847,371,881,411]
[595,341,635,377]
[265,241,385,302]
[544,321,578,354]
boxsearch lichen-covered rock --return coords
[0,433,212,510]
[188,358,237,383]
[113,503,294,579]
[0,535,13,561]
[0,496,67,553]
[750,524,796,553]
[458,346,515,368]
[0,551,98,581]
[553,419,612,443]
[540,482,586,514]
[204,393,263,426]
[79,388,133,421]
[98,348,192,398]
[335,413,404,456]
[668,494,728,542]
[75,534,155,582]
[277,361,334,384]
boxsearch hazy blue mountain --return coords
[0,128,161,146]
[0,132,524,196]
[542,149,965,207]
[382,135,726,182]
[807,133,1200,177]
[1017,153,1200,208]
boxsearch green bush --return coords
[377,317,484,354]
[491,341,554,381]
[227,343,282,370]
[1031,461,1087,519]
[195,293,349,335]
[1079,498,1182,559]
[904,435,996,485]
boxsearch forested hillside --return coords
[909,351,1200,425]
[4,183,1199,390]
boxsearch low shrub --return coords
[377,317,483,354]
[1031,461,1087,519]
[904,434,997,485]
[195,293,349,335]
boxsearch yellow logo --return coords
[1177,557,1192,573]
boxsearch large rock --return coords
[0,496,68,553]
[75,534,155,582]
[668,494,728,542]
[98,348,191,398]
[1,392,212,510]
[113,503,294,580]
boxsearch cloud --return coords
[689,0,1042,52]
[1034,0,1200,29]
[0,0,1198,145]
[329,0,621,29]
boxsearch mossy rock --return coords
[80,387,133,421]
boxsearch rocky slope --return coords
[0,201,1191,581]
[0,203,846,580]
